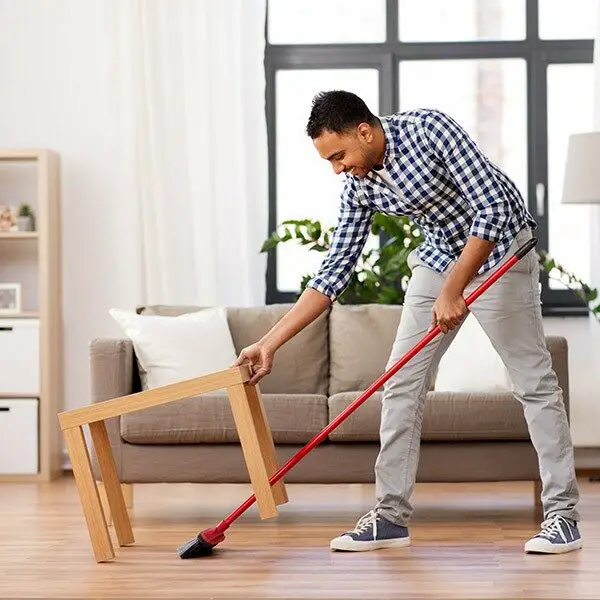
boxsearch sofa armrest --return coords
[89,338,135,480]
[90,338,136,402]
[546,335,570,419]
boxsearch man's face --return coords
[313,123,380,179]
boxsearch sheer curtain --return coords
[593,7,600,289]
[106,0,269,307]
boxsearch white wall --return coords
[0,1,144,411]
[542,316,600,447]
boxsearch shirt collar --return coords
[379,116,401,168]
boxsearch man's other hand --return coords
[234,342,275,385]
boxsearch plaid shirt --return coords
[306,109,536,301]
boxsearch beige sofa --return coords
[90,303,569,495]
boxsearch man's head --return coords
[306,90,385,179]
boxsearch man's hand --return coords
[431,292,468,334]
[234,342,275,385]
[232,288,331,386]
[429,235,495,333]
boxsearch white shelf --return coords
[0,232,39,239]
[0,149,46,161]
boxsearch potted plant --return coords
[261,214,423,305]
[17,203,35,232]
[262,216,600,319]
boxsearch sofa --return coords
[89,303,569,497]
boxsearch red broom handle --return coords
[217,237,537,530]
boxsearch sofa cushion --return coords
[120,393,328,445]
[329,304,403,395]
[137,304,329,395]
[327,391,530,442]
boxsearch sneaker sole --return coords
[330,536,411,552]
[524,538,583,554]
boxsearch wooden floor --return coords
[1,475,599,599]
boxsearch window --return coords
[399,58,527,196]
[265,0,594,314]
[268,0,386,44]
[398,0,526,42]
[538,0,598,39]
[547,64,594,288]
[274,69,379,291]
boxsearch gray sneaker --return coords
[330,510,410,552]
[524,515,583,554]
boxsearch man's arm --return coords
[418,111,511,332]
[235,288,330,384]
[236,178,373,384]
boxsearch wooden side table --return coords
[57,365,288,563]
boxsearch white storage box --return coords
[0,398,39,474]
[0,319,40,394]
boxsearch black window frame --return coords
[265,0,593,314]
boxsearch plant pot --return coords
[16,216,34,231]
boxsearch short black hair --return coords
[306,90,378,139]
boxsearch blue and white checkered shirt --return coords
[306,109,536,301]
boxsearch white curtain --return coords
[593,6,600,289]
[105,0,268,307]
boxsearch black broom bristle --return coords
[177,534,216,559]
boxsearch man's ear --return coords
[357,122,373,143]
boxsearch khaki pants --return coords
[374,227,580,525]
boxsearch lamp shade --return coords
[562,131,600,204]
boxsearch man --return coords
[235,90,581,554]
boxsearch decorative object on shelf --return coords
[0,205,17,232]
[0,282,22,314]
[16,203,35,232]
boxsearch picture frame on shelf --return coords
[0,283,22,314]
[0,205,17,232]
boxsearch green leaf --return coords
[282,218,314,227]
[308,242,328,252]
[540,250,600,319]
[260,234,280,253]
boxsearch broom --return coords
[178,236,538,559]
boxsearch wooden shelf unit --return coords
[0,312,40,319]
[0,149,63,482]
[0,232,39,239]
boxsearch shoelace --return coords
[538,515,571,542]
[350,510,379,538]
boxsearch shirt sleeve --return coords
[305,177,374,302]
[419,110,511,243]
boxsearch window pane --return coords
[539,0,598,39]
[547,64,593,288]
[399,59,527,202]
[399,0,525,41]
[275,70,379,292]
[268,0,386,44]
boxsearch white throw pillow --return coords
[433,313,513,393]
[109,307,237,389]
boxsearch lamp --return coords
[562,131,600,204]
